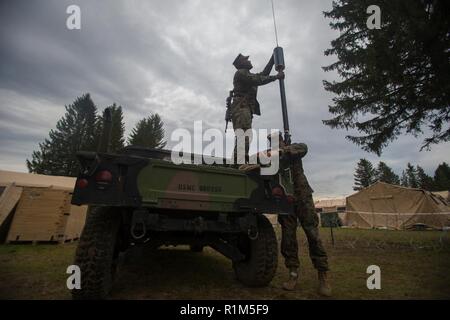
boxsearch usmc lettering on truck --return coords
[199,185,222,192]
[178,184,196,191]
[224,304,269,315]
[178,184,222,193]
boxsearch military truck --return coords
[71,142,296,299]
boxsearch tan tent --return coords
[432,191,449,204]
[346,182,450,230]
[0,170,87,243]
[0,170,76,190]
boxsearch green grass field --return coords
[0,227,449,299]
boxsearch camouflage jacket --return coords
[232,60,277,116]
[280,143,314,197]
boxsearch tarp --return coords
[346,182,450,230]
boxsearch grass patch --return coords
[0,227,449,299]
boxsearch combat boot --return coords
[282,269,298,291]
[318,271,332,297]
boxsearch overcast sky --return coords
[0,0,448,198]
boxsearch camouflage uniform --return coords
[278,143,329,272]
[231,54,278,163]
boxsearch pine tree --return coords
[434,162,450,191]
[416,165,434,190]
[27,93,97,176]
[375,161,400,185]
[95,104,125,152]
[323,0,450,155]
[128,114,166,149]
[400,171,409,187]
[404,163,419,188]
[353,158,375,191]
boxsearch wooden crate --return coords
[6,187,72,243]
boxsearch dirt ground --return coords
[0,227,449,300]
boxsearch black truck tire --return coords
[232,214,278,287]
[72,206,121,300]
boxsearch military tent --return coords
[346,181,450,230]
[0,170,87,243]
[432,191,449,204]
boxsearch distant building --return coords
[314,197,347,227]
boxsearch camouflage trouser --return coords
[231,100,252,164]
[278,192,329,272]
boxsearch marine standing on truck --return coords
[230,53,284,164]
[270,133,331,296]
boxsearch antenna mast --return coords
[271,0,279,47]
[270,0,291,145]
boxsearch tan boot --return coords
[282,269,298,291]
[318,271,332,297]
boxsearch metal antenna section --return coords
[270,0,279,46]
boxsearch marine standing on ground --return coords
[273,133,332,296]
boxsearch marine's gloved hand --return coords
[281,143,308,158]
[276,71,285,80]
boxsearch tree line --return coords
[27,93,166,177]
[353,159,450,192]
[323,1,450,155]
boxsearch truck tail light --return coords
[287,195,295,204]
[76,178,89,189]
[95,170,113,189]
[95,170,112,182]
[272,186,284,198]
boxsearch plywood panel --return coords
[0,184,23,227]
[64,204,88,241]
[6,187,71,242]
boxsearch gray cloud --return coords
[0,0,448,197]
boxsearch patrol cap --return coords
[233,53,250,68]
